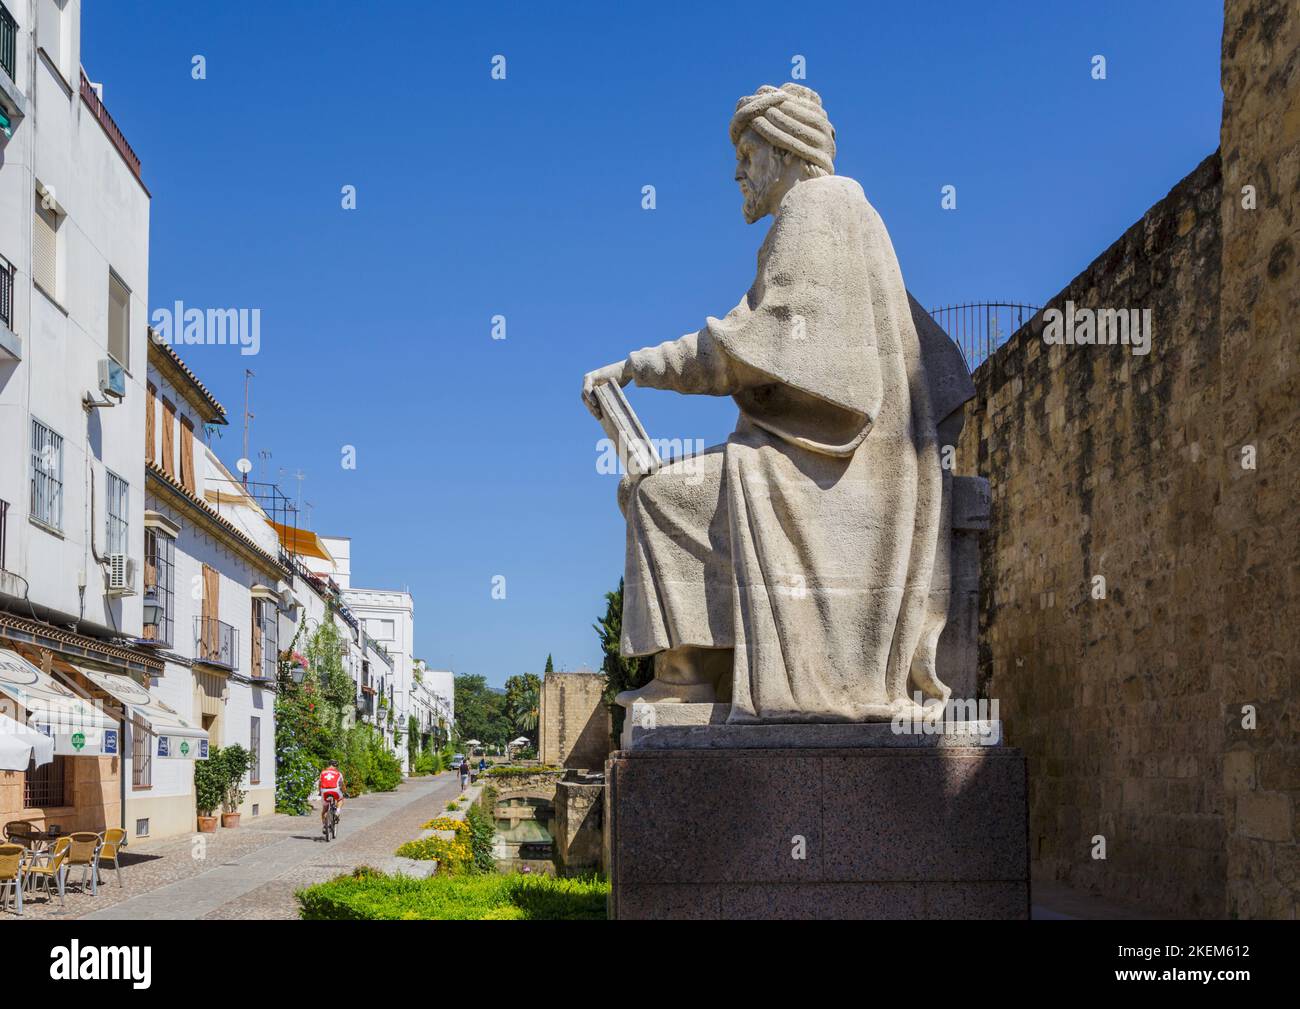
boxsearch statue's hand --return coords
[582,360,632,419]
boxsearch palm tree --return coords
[518,683,539,733]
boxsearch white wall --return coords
[0,0,149,641]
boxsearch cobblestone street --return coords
[2,773,465,922]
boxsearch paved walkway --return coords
[1031,880,1179,920]
[3,772,467,921]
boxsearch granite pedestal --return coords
[606,706,1028,920]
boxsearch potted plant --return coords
[219,744,252,828]
[194,748,225,832]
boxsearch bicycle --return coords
[322,795,338,842]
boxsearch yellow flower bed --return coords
[395,816,473,872]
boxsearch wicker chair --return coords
[98,828,127,888]
[0,843,25,914]
[2,820,39,845]
[65,832,102,895]
[23,836,70,906]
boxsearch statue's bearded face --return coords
[734,129,789,224]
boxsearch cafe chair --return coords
[98,828,127,888]
[65,832,102,895]
[0,843,26,915]
[24,836,70,907]
[2,820,38,845]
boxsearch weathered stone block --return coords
[606,745,1028,920]
[1237,792,1293,842]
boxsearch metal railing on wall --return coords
[929,302,1041,372]
[0,3,16,84]
[0,255,13,332]
[195,615,239,670]
[79,70,143,183]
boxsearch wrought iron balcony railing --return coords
[194,615,238,670]
[0,254,13,332]
[0,3,16,84]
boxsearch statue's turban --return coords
[729,84,836,174]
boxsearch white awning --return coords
[0,648,115,756]
[72,665,209,760]
[0,712,55,771]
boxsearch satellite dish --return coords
[236,457,253,474]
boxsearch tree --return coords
[597,578,653,744]
[454,674,513,748]
[544,654,555,673]
[504,673,541,738]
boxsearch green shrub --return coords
[275,743,319,815]
[219,744,252,813]
[296,871,608,920]
[411,749,441,776]
[338,724,402,794]
[483,764,561,777]
[465,797,497,874]
[193,750,226,817]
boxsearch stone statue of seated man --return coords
[582,84,974,724]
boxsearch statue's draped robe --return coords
[620,175,966,722]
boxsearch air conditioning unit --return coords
[106,554,136,595]
[98,359,126,400]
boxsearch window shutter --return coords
[145,383,156,465]
[161,398,176,479]
[201,564,219,658]
[251,600,263,680]
[109,273,130,369]
[179,416,196,494]
[33,201,57,297]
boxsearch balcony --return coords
[0,3,26,135]
[194,616,239,670]
[79,70,144,187]
[0,3,14,83]
[0,253,14,361]
[0,255,12,331]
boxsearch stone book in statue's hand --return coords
[593,381,661,477]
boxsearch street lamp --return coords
[142,587,163,629]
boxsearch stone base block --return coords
[621,702,1002,749]
[605,745,1028,920]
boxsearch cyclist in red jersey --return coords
[319,763,345,827]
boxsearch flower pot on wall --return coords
[221,812,241,828]
[197,815,218,833]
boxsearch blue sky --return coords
[83,1,1224,685]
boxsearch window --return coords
[33,194,58,300]
[106,471,128,554]
[108,272,130,370]
[25,754,70,807]
[134,818,149,837]
[258,599,278,680]
[144,527,175,645]
[249,716,261,784]
[37,0,70,82]
[131,718,152,788]
[30,418,63,531]
[368,618,395,640]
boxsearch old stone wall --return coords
[554,780,604,876]
[539,672,612,770]
[953,0,1297,918]
[1216,0,1300,919]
